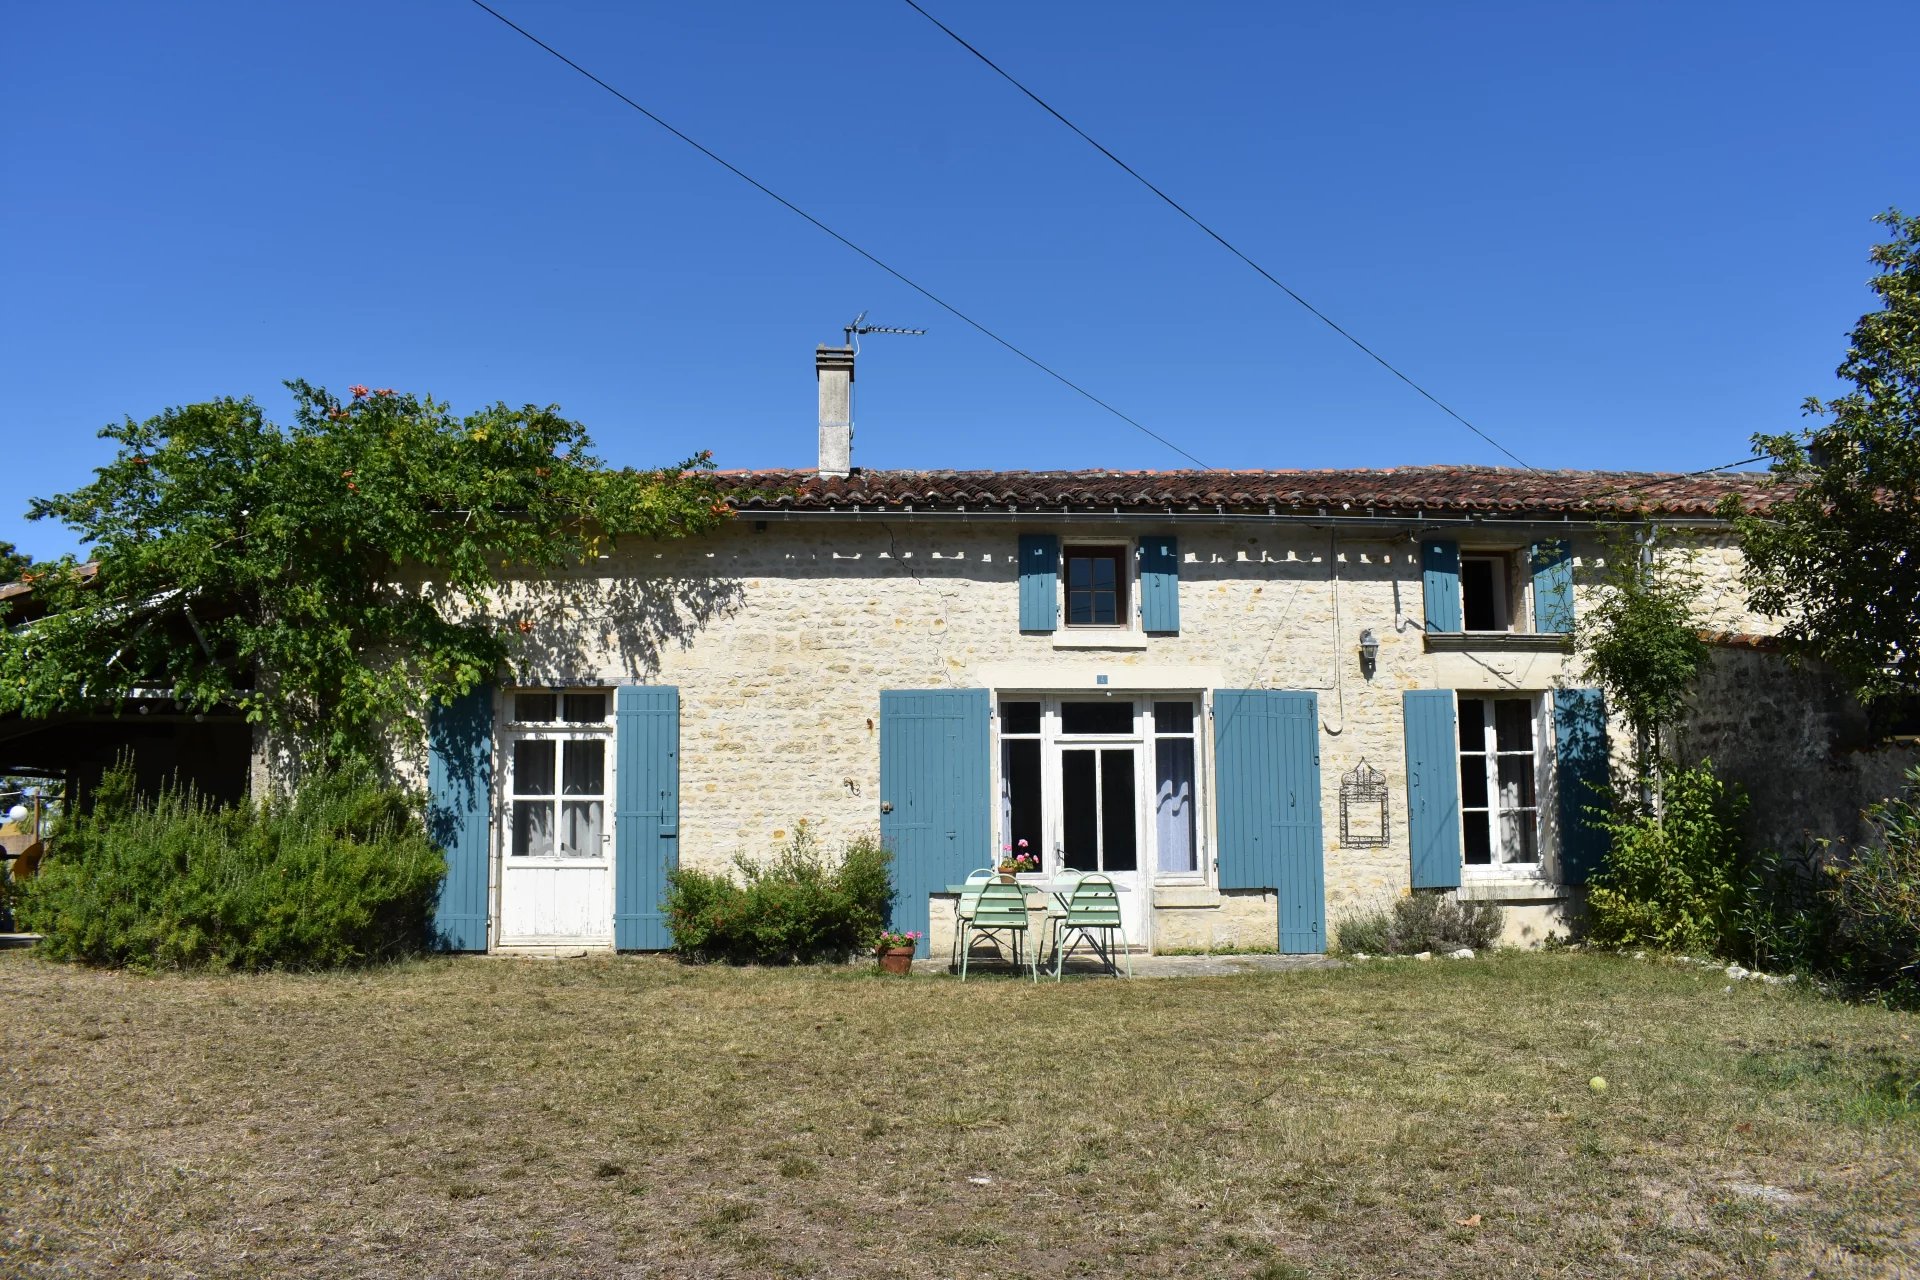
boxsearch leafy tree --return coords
[1734,209,1920,710]
[0,382,728,764]
[1575,529,1710,802]
[0,541,26,582]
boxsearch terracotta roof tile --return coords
[719,465,1782,518]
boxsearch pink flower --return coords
[348,384,369,398]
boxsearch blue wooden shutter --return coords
[1213,690,1326,954]
[879,689,990,957]
[615,686,680,950]
[1403,690,1463,889]
[1531,539,1574,634]
[1139,535,1180,633]
[1422,539,1462,632]
[1554,688,1610,886]
[427,684,493,952]
[1018,534,1058,632]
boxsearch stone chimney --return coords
[815,344,854,478]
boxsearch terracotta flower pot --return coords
[877,946,915,975]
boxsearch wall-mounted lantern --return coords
[1358,627,1380,678]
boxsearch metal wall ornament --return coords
[1339,758,1392,848]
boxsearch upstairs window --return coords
[1065,545,1129,627]
[1461,553,1517,632]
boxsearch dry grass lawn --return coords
[2,948,1917,1279]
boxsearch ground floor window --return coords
[1154,701,1198,874]
[1456,694,1545,873]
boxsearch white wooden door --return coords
[499,692,614,945]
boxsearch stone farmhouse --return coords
[420,345,1785,958]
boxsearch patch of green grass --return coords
[0,949,1915,1278]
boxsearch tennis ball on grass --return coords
[1590,1076,1608,1093]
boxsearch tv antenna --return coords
[844,310,927,354]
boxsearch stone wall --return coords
[432,517,1763,951]
[1676,641,1920,855]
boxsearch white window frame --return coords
[992,692,1208,886]
[1460,550,1534,634]
[501,688,615,864]
[1456,693,1551,880]
[1059,541,1138,633]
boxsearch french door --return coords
[999,696,1204,945]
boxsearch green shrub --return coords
[1585,760,1747,954]
[1824,769,1920,1007]
[1333,906,1392,956]
[1730,842,1838,976]
[663,821,894,964]
[1335,893,1503,954]
[16,762,445,970]
[1730,767,1920,1008]
[1387,892,1505,953]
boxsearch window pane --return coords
[1462,556,1509,631]
[563,740,604,796]
[1463,812,1492,864]
[1065,549,1126,627]
[512,800,555,856]
[514,692,557,723]
[1156,738,1197,873]
[513,740,556,796]
[1497,755,1536,812]
[1493,699,1535,753]
[1458,698,1485,750]
[562,692,607,723]
[1061,701,1134,735]
[1459,756,1488,809]
[1498,811,1537,863]
[1000,700,1041,735]
[1001,739,1042,864]
[1153,701,1194,734]
[1461,558,1498,630]
[1101,749,1137,871]
[1068,587,1118,626]
[1062,750,1097,871]
[561,800,603,855]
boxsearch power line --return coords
[1597,453,1771,504]
[898,0,1536,471]
[461,0,1215,471]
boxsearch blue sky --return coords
[4,0,1916,560]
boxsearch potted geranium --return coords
[997,838,1038,880]
[874,928,921,974]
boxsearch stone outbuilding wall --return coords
[1675,637,1920,855]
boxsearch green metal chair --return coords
[949,867,997,969]
[1051,874,1131,979]
[1041,868,1086,965]
[959,879,1038,981]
